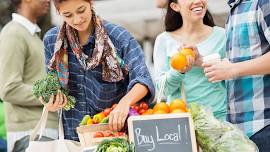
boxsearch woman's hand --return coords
[183,44,203,67]
[108,98,130,131]
[177,55,195,73]
[203,58,238,82]
[39,90,67,112]
[176,45,203,73]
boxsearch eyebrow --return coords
[77,5,85,10]
[62,5,85,15]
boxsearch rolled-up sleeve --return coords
[122,36,155,105]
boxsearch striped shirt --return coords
[226,0,270,137]
[43,21,155,141]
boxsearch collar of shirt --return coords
[83,30,96,47]
[228,0,241,8]
[12,13,41,35]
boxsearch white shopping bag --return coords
[26,108,82,152]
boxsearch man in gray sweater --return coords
[0,0,58,151]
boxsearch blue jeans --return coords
[250,125,270,152]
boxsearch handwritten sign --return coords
[128,113,197,152]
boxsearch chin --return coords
[75,27,88,32]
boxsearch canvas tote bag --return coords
[26,108,82,152]
[156,74,186,103]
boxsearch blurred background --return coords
[0,0,229,76]
[0,0,229,150]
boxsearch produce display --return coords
[93,130,126,138]
[33,70,76,111]
[190,103,258,152]
[96,138,134,152]
[134,99,188,115]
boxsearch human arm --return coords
[109,33,155,131]
[203,3,270,82]
[153,34,185,99]
[40,28,67,111]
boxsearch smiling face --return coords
[57,0,92,32]
[171,0,207,23]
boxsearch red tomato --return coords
[102,130,113,137]
[103,108,112,116]
[93,131,104,138]
[113,132,125,137]
[139,109,146,115]
[118,132,125,136]
[133,105,140,112]
[140,102,148,110]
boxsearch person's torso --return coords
[45,21,135,141]
[226,0,270,137]
[161,26,227,119]
[0,21,57,131]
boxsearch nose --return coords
[73,15,82,25]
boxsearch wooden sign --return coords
[128,113,197,152]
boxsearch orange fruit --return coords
[180,48,196,59]
[169,99,187,112]
[87,118,94,125]
[153,102,170,113]
[153,110,167,114]
[170,52,188,71]
[142,109,153,115]
[170,109,187,113]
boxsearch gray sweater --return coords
[0,21,57,132]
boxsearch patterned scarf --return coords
[49,10,128,88]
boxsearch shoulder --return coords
[155,32,170,42]
[103,21,134,46]
[213,26,225,36]
[211,26,226,40]
[43,26,60,45]
[0,21,28,40]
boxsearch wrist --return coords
[119,96,133,107]
[231,63,239,79]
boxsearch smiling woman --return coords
[153,0,227,120]
[42,0,155,141]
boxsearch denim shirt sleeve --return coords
[43,27,59,72]
[122,35,155,105]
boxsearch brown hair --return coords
[53,0,91,10]
[165,0,215,32]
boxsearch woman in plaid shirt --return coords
[40,0,155,141]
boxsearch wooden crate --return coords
[76,124,127,147]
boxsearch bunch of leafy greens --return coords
[96,138,134,152]
[33,71,76,111]
[190,103,258,152]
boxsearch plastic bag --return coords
[190,103,258,152]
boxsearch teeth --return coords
[192,7,203,12]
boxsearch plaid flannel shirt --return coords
[226,0,270,137]
[43,21,155,141]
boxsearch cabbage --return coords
[96,138,134,152]
[190,103,258,152]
